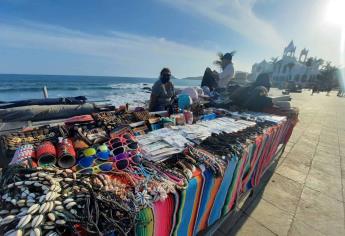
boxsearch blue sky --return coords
[0,0,343,77]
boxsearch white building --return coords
[250,41,323,87]
[233,71,249,84]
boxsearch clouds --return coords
[158,0,285,50]
[0,20,223,77]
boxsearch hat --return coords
[223,53,233,61]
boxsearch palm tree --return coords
[305,57,314,67]
[270,57,279,72]
[319,61,339,89]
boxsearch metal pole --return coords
[43,85,48,99]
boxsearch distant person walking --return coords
[311,84,318,95]
[337,89,344,97]
[326,85,332,96]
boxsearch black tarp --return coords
[0,96,87,109]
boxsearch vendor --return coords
[201,67,218,91]
[230,73,272,111]
[149,68,175,112]
[217,52,235,88]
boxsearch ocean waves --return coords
[0,74,200,105]
[0,83,152,93]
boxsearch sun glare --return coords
[325,0,345,27]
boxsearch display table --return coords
[0,110,296,236]
[135,118,294,236]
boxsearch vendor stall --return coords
[0,102,297,236]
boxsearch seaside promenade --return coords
[218,90,345,236]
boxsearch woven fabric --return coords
[208,156,238,226]
[153,195,175,236]
[170,191,180,236]
[189,171,204,235]
[136,208,154,236]
[194,169,214,233]
[137,119,295,236]
[222,150,249,214]
[175,168,203,236]
[172,188,186,236]
[198,174,222,231]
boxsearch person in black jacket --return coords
[201,67,218,91]
[230,73,273,111]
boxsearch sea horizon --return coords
[0,72,198,80]
[0,73,201,106]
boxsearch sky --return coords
[0,0,344,78]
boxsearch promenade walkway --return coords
[218,91,345,236]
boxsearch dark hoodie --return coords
[230,73,273,111]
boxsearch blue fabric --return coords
[194,169,214,233]
[176,177,198,236]
[208,156,238,226]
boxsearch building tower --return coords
[283,40,296,57]
[299,48,309,62]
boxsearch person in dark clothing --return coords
[311,84,318,95]
[201,67,218,91]
[230,73,273,111]
[149,68,175,112]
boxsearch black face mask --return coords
[160,74,171,84]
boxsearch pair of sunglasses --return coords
[78,146,111,168]
[109,139,137,149]
[109,133,136,146]
[77,152,142,174]
[96,144,111,160]
[111,151,142,165]
[110,132,136,142]
[110,144,138,156]
[77,161,113,174]
[103,152,142,171]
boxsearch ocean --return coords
[0,74,200,107]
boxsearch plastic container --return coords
[36,141,57,166]
[183,111,193,124]
[57,138,76,168]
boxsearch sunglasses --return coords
[109,133,136,143]
[111,152,142,165]
[77,161,114,174]
[77,155,96,168]
[117,133,136,140]
[83,147,97,157]
[96,144,111,161]
[110,139,138,149]
[126,152,143,164]
[110,143,139,156]
[111,153,130,170]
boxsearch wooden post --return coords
[43,85,48,99]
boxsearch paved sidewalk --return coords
[218,91,345,236]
